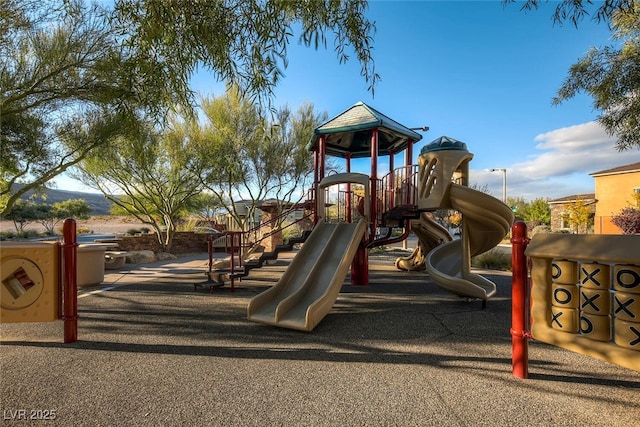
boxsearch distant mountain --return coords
[14,185,113,216]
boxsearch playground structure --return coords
[246,101,514,331]
[1,102,636,373]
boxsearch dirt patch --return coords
[0,216,146,235]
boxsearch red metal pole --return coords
[511,221,530,379]
[313,147,319,225]
[346,153,352,223]
[388,149,395,209]
[208,235,213,275]
[405,139,413,205]
[318,136,327,224]
[62,218,78,343]
[229,233,236,293]
[370,128,378,235]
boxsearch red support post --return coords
[388,149,395,209]
[208,235,213,275]
[318,136,326,224]
[370,128,378,233]
[62,218,78,343]
[351,243,369,286]
[511,221,530,378]
[346,153,352,223]
[405,139,414,205]
[229,232,236,293]
[313,148,319,224]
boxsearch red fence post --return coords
[511,221,530,378]
[62,218,78,343]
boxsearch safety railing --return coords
[205,200,315,289]
[377,165,419,223]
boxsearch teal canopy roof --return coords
[420,136,468,154]
[307,101,423,158]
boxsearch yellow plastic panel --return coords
[551,306,579,333]
[551,260,577,285]
[551,283,579,309]
[614,319,640,351]
[579,313,611,342]
[614,264,640,294]
[579,263,610,290]
[580,288,610,315]
[1,242,59,323]
[613,292,640,323]
[526,233,639,372]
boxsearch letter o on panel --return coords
[552,260,578,285]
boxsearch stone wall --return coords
[112,232,222,254]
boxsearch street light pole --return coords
[491,168,507,204]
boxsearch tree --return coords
[506,0,636,26]
[611,207,640,234]
[508,196,551,225]
[37,199,92,235]
[0,1,147,216]
[2,0,377,216]
[525,197,551,225]
[112,0,378,106]
[195,89,327,234]
[75,118,206,252]
[507,196,529,221]
[189,193,229,228]
[505,0,640,150]
[561,197,594,233]
[1,200,41,233]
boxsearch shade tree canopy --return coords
[1,0,377,216]
[193,89,328,232]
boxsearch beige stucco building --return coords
[590,162,640,234]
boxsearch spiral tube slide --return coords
[425,184,514,300]
[395,213,452,271]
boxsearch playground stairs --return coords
[226,229,313,280]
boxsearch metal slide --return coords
[247,219,367,331]
[425,184,514,300]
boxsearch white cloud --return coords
[472,121,640,201]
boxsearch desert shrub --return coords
[0,231,16,240]
[472,249,511,271]
[177,217,199,232]
[530,225,552,237]
[611,207,640,234]
[282,223,304,242]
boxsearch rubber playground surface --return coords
[1,251,639,426]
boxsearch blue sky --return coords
[58,0,640,201]
[189,0,640,202]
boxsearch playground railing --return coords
[320,183,366,224]
[378,165,419,221]
[209,199,315,283]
